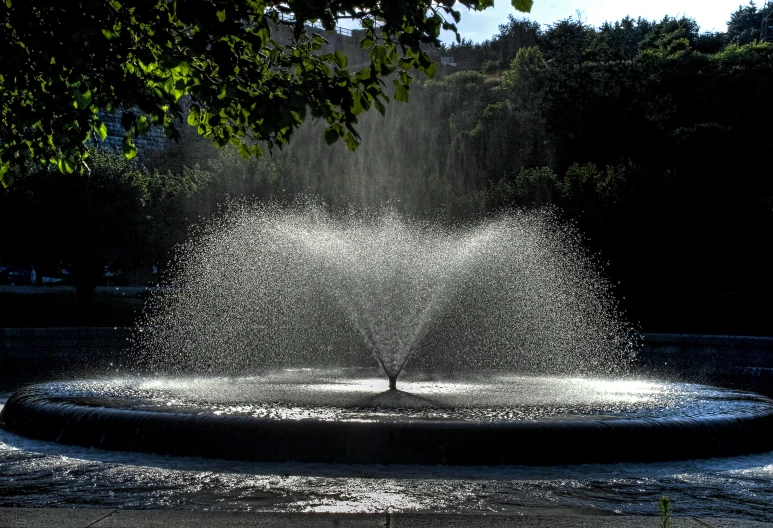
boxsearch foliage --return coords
[492,15,541,62]
[2,4,773,304]
[502,45,545,92]
[540,16,595,64]
[561,163,620,207]
[659,496,673,528]
[371,10,773,295]
[639,16,700,53]
[0,0,533,187]
[0,150,150,298]
[727,1,769,45]
[512,166,557,204]
[482,60,504,74]
[440,15,541,73]
[590,17,653,61]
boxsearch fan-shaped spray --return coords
[133,204,637,389]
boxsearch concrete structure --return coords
[0,509,771,528]
[638,333,773,394]
[0,327,131,390]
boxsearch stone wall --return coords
[96,110,171,156]
[637,333,773,377]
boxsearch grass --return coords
[659,496,673,528]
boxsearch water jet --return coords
[2,205,772,466]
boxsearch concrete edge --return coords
[0,509,771,528]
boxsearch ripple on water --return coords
[30,374,772,423]
[2,419,773,520]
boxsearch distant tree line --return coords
[1,3,772,317]
[0,145,293,292]
[277,4,773,296]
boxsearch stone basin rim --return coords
[3,383,773,466]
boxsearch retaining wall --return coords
[638,333,773,380]
[0,327,132,389]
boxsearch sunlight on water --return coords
[3,205,772,519]
[132,204,638,384]
[0,399,772,519]
[27,375,773,423]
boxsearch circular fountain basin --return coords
[2,371,772,466]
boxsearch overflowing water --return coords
[133,204,636,385]
[2,395,773,519]
[3,203,773,518]
[21,375,772,423]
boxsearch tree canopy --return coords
[0,0,533,186]
[4,5,773,333]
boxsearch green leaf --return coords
[56,158,75,173]
[424,61,437,79]
[163,121,179,139]
[95,121,108,141]
[236,141,251,159]
[74,87,92,109]
[333,50,348,69]
[216,9,226,22]
[187,106,200,126]
[290,109,305,124]
[122,134,137,159]
[323,127,339,145]
[394,80,409,103]
[213,134,228,148]
[137,115,150,135]
[352,93,365,115]
[0,161,11,188]
[371,45,388,66]
[511,0,533,12]
[344,132,359,151]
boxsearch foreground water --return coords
[2,396,772,520]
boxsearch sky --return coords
[442,0,753,43]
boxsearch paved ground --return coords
[0,509,771,528]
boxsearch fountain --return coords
[2,204,773,465]
[132,204,638,383]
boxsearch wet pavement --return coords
[0,509,771,528]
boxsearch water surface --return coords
[2,393,773,520]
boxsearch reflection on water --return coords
[25,374,773,422]
[1,396,773,520]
